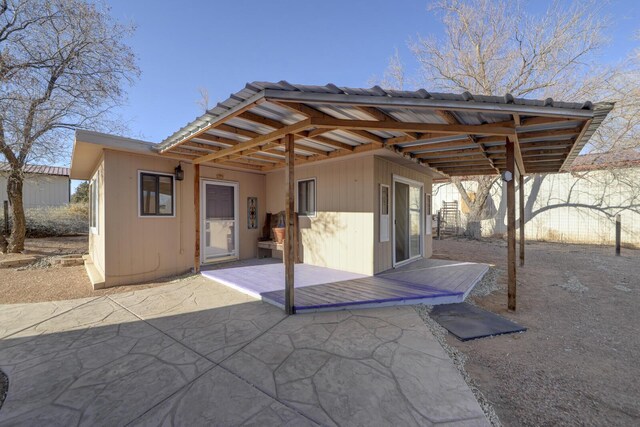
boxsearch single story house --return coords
[70,81,611,313]
[0,163,70,208]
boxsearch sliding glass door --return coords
[393,177,423,266]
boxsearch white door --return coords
[201,180,239,263]
[393,176,424,267]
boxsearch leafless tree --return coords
[378,0,639,238]
[196,86,210,113]
[0,0,139,252]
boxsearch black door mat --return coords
[430,303,526,341]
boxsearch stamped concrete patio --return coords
[0,276,488,426]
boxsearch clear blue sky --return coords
[109,0,639,145]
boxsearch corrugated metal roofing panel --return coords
[0,163,70,176]
[156,80,612,176]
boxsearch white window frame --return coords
[89,173,99,235]
[379,184,390,242]
[200,178,240,264]
[296,177,317,217]
[137,170,176,218]
[392,174,424,268]
[425,193,432,235]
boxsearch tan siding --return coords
[266,155,375,275]
[373,156,433,274]
[100,150,266,287]
[0,174,69,208]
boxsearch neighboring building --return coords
[433,149,640,247]
[0,163,70,208]
[69,81,609,290]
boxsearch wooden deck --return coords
[201,258,489,313]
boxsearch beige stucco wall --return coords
[88,155,106,280]
[373,156,433,274]
[266,155,376,275]
[100,150,266,287]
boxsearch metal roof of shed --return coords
[157,81,613,176]
[0,162,69,177]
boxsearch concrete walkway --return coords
[0,276,488,426]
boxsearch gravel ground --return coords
[0,236,192,304]
[430,238,640,427]
[415,304,502,427]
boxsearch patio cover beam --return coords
[271,101,385,146]
[520,173,525,267]
[506,137,517,311]
[193,119,312,164]
[309,116,516,136]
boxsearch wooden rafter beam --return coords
[477,128,581,145]
[193,119,312,164]
[509,134,527,174]
[261,140,379,172]
[519,116,579,127]
[414,147,484,159]
[419,154,488,164]
[309,116,515,136]
[400,139,475,153]
[191,132,243,146]
[160,98,262,153]
[433,109,499,174]
[271,101,385,146]
[353,105,420,141]
[296,132,355,151]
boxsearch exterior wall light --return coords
[175,163,184,181]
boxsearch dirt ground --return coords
[0,236,178,304]
[433,238,639,427]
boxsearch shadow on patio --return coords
[0,276,488,426]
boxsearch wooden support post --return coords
[194,164,201,273]
[284,134,296,315]
[506,138,517,311]
[519,173,525,266]
[615,214,621,256]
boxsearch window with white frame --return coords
[89,174,99,234]
[297,178,316,216]
[380,184,390,242]
[139,171,175,217]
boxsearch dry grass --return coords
[23,203,88,237]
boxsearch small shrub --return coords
[23,203,89,237]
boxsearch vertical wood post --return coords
[284,134,296,315]
[506,138,517,311]
[519,173,525,266]
[615,214,621,256]
[194,163,201,273]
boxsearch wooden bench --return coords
[257,240,284,259]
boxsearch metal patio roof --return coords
[157,81,613,176]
